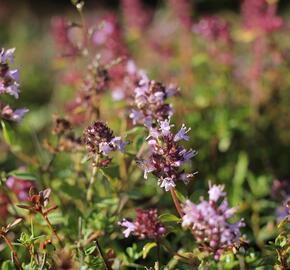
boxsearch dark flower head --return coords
[83,121,126,167]
[53,117,71,135]
[119,208,166,239]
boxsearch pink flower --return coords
[6,175,36,201]
[119,209,166,239]
[182,184,244,260]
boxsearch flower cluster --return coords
[17,188,53,213]
[0,48,19,98]
[93,14,128,62]
[119,208,166,239]
[193,16,231,43]
[111,60,147,101]
[276,198,290,222]
[50,16,79,57]
[0,105,28,122]
[121,0,153,32]
[168,0,193,31]
[83,121,126,167]
[64,59,110,125]
[0,48,28,122]
[241,0,283,34]
[130,78,178,127]
[6,175,36,201]
[138,118,196,191]
[182,184,244,260]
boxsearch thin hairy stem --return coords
[170,188,183,218]
[1,235,23,270]
[95,240,112,270]
[41,213,62,245]
[87,165,97,201]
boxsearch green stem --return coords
[156,240,161,270]
[87,165,97,201]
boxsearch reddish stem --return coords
[41,213,62,245]
[2,235,23,270]
[170,188,183,218]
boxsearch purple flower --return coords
[0,48,15,63]
[129,79,178,127]
[138,118,196,191]
[1,105,28,122]
[182,184,244,260]
[159,118,173,136]
[208,183,226,202]
[138,159,156,179]
[276,198,290,222]
[0,48,20,99]
[174,124,191,142]
[110,60,147,102]
[118,219,136,238]
[129,109,144,125]
[159,177,176,191]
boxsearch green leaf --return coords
[142,242,157,259]
[159,213,180,223]
[1,261,16,270]
[8,170,37,181]
[1,120,14,145]
[231,152,248,204]
[125,126,144,136]
[174,189,186,203]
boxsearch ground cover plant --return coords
[0,0,289,269]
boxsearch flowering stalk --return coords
[138,118,196,192]
[0,48,28,122]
